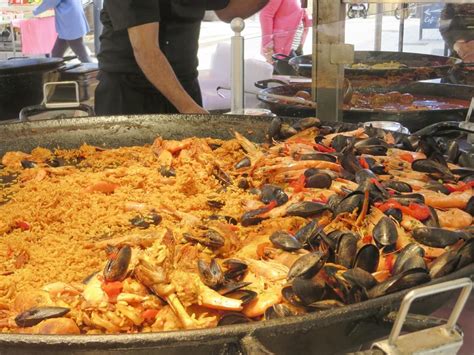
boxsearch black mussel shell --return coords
[466,196,474,217]
[160,166,176,178]
[373,217,398,248]
[270,231,303,252]
[331,135,354,152]
[227,289,257,305]
[368,269,430,299]
[223,259,248,280]
[300,153,337,163]
[280,124,298,139]
[281,284,304,307]
[288,251,327,281]
[457,240,474,270]
[207,200,225,209]
[334,192,364,216]
[104,245,132,282]
[390,193,425,206]
[458,151,474,169]
[292,277,325,305]
[424,181,451,195]
[295,117,321,130]
[198,259,224,289]
[335,233,358,268]
[384,208,403,223]
[20,160,36,169]
[267,116,282,142]
[305,173,332,189]
[260,184,289,206]
[429,251,461,279]
[353,244,380,273]
[424,207,440,228]
[392,243,425,276]
[446,141,460,163]
[240,207,268,227]
[411,159,455,180]
[356,145,388,156]
[237,178,250,190]
[286,201,329,218]
[343,268,378,290]
[355,169,377,185]
[264,304,296,320]
[208,215,238,225]
[327,194,344,212]
[382,180,412,193]
[413,227,464,248]
[235,157,251,169]
[341,150,362,175]
[15,307,70,328]
[218,282,252,296]
[218,313,252,326]
[295,221,321,247]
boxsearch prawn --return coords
[421,189,473,210]
[437,208,473,229]
[322,128,367,146]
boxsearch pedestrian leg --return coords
[67,37,93,63]
[51,37,68,58]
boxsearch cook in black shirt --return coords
[95,0,269,116]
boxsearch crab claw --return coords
[198,283,243,312]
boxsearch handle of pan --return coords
[271,53,292,62]
[254,79,288,89]
[388,277,472,345]
[19,103,94,122]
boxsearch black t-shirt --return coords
[98,0,230,81]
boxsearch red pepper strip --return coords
[142,309,159,322]
[385,254,395,273]
[444,181,474,193]
[398,152,415,163]
[290,174,306,193]
[15,221,31,231]
[101,281,123,302]
[312,199,326,204]
[359,158,369,169]
[362,235,373,244]
[263,200,278,212]
[314,143,336,153]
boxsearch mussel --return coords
[429,251,461,279]
[373,217,398,249]
[343,268,378,290]
[295,221,322,247]
[412,227,465,248]
[286,201,329,218]
[267,116,282,142]
[292,277,325,305]
[184,229,225,249]
[198,259,224,289]
[270,231,303,252]
[15,307,70,328]
[300,153,337,163]
[218,313,252,326]
[411,159,455,180]
[104,245,132,282]
[392,243,425,275]
[305,172,333,189]
[335,233,358,268]
[334,192,364,216]
[288,251,327,281]
[240,207,269,227]
[235,157,251,169]
[382,180,412,193]
[353,244,379,273]
[264,304,296,320]
[260,184,289,206]
[368,269,430,299]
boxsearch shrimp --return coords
[421,189,473,210]
[256,160,341,176]
[388,148,426,162]
[1,151,32,168]
[234,131,264,167]
[242,290,282,318]
[437,208,473,230]
[198,283,243,312]
[21,318,80,335]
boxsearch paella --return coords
[0,118,473,335]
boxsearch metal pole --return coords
[313,0,347,122]
[374,3,384,51]
[398,3,407,52]
[230,18,245,114]
[93,0,103,55]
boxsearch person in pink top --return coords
[260,0,311,63]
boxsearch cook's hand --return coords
[454,40,474,63]
[180,104,209,115]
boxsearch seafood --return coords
[0,120,473,335]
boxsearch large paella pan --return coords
[0,114,473,354]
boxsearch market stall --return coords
[0,1,473,354]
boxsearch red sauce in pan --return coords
[346,91,470,112]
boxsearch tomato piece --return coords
[15,220,31,231]
[376,200,402,212]
[142,309,159,322]
[290,174,306,193]
[359,158,369,169]
[101,281,123,301]
[444,181,474,193]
